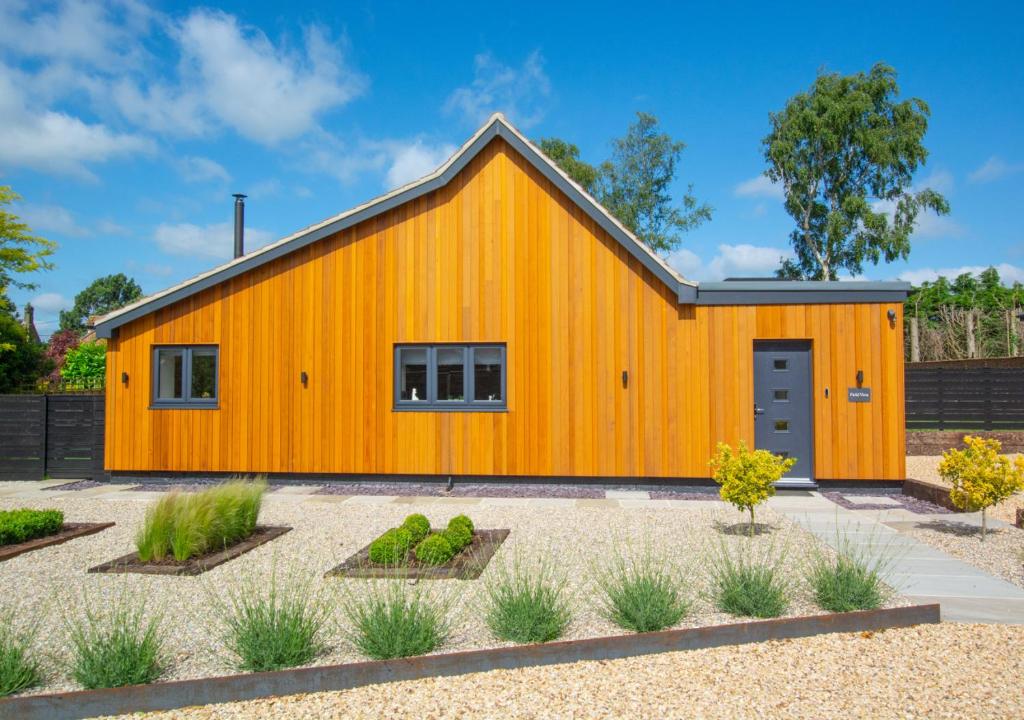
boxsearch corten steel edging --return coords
[0,604,940,720]
[0,523,114,562]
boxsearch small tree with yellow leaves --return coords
[710,442,797,536]
[938,435,1024,541]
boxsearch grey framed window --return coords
[152,345,219,408]
[394,344,506,411]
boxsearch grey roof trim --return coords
[696,281,911,305]
[95,114,696,338]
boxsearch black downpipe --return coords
[232,193,246,259]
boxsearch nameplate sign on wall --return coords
[848,388,871,403]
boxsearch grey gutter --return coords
[696,280,911,306]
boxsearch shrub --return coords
[449,514,474,534]
[0,607,40,696]
[443,523,472,552]
[210,567,332,672]
[708,541,789,618]
[368,527,414,565]
[66,589,163,689]
[402,514,431,543]
[340,581,453,660]
[939,435,1024,541]
[710,442,796,536]
[0,508,64,546]
[135,478,266,562]
[593,548,689,633]
[484,556,571,643]
[60,341,106,389]
[808,551,888,613]
[415,533,455,565]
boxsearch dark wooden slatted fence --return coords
[906,366,1024,430]
[0,395,106,481]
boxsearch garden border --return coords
[0,604,940,720]
[0,523,114,562]
[327,528,510,580]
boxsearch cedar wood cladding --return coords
[104,136,906,480]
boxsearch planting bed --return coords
[88,526,292,576]
[0,522,114,562]
[328,528,510,579]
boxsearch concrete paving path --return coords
[769,492,1024,625]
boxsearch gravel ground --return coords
[907,454,1024,524]
[313,482,606,498]
[897,518,1024,589]
[821,488,950,514]
[0,493,892,697]
[109,623,1024,720]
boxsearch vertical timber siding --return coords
[105,138,905,481]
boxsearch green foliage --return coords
[135,479,266,562]
[0,607,40,696]
[0,508,63,546]
[484,556,571,643]
[710,442,796,535]
[538,113,711,254]
[449,514,474,533]
[60,341,106,388]
[401,514,431,543]
[0,312,49,392]
[939,436,1024,540]
[443,523,472,552]
[415,533,455,565]
[368,527,414,565]
[593,547,689,633]
[0,186,56,305]
[59,273,143,333]
[339,581,453,660]
[66,590,163,689]
[764,63,948,280]
[807,544,890,613]
[211,567,332,672]
[709,542,790,618]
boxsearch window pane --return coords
[156,349,184,400]
[773,359,788,371]
[399,348,428,401]
[190,349,217,400]
[773,389,789,402]
[774,420,790,432]
[473,347,503,401]
[436,347,465,401]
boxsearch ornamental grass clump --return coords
[135,478,267,562]
[708,540,790,619]
[210,566,332,672]
[939,435,1024,541]
[807,533,893,613]
[339,581,454,660]
[593,546,690,633]
[0,607,40,696]
[710,442,796,537]
[484,555,571,643]
[0,508,64,546]
[65,588,164,689]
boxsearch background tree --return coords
[764,63,949,279]
[0,186,56,313]
[60,273,143,332]
[538,112,711,254]
[44,328,82,383]
[0,313,50,393]
[60,341,106,389]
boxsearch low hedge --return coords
[365,514,476,567]
[0,508,64,546]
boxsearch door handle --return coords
[754,404,765,416]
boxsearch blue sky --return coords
[2,0,1022,337]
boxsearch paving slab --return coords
[605,490,651,500]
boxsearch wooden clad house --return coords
[95,114,909,487]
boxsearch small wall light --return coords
[121,371,129,385]
[887,309,897,323]
[622,370,629,388]
[856,370,864,387]
[300,371,309,386]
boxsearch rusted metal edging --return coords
[0,604,940,720]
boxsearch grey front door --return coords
[753,341,813,480]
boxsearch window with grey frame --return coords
[394,344,506,411]
[152,346,219,407]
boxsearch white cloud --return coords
[31,292,71,313]
[666,243,792,281]
[899,263,1024,286]
[734,174,784,200]
[18,203,91,238]
[444,50,551,128]
[176,155,230,183]
[384,140,457,189]
[871,196,965,239]
[154,221,274,259]
[968,156,1024,184]
[918,169,954,195]
[96,219,131,236]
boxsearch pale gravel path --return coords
[907,454,1023,524]
[899,519,1024,589]
[109,623,1024,720]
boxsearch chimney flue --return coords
[232,193,246,259]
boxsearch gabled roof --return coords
[95,114,698,339]
[95,114,911,339]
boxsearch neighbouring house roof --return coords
[94,114,909,339]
